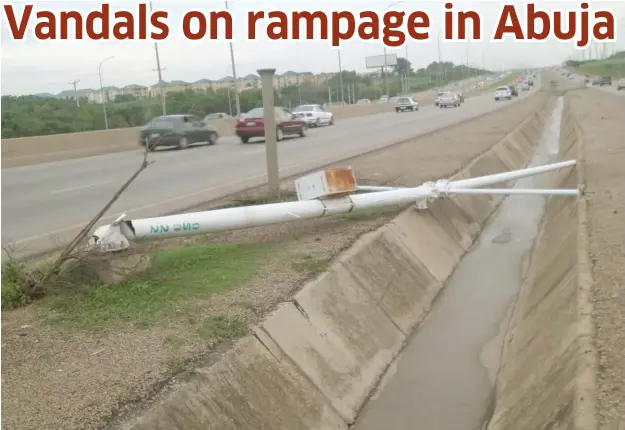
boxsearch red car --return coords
[235,107,307,144]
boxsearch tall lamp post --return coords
[384,1,409,97]
[149,1,167,115]
[225,1,241,117]
[99,56,114,130]
[337,49,345,104]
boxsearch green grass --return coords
[341,205,405,222]
[292,254,332,276]
[217,191,297,209]
[197,315,248,340]
[45,243,272,330]
[487,72,521,90]
[576,57,625,78]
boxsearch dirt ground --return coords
[0,93,547,430]
[570,89,625,429]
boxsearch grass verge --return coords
[44,243,272,330]
[575,56,625,78]
[488,71,521,90]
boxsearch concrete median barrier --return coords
[486,93,597,430]
[117,96,552,430]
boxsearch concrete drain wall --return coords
[119,93,553,430]
[485,94,597,430]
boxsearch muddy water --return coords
[353,98,565,430]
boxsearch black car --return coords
[508,85,519,97]
[140,115,219,150]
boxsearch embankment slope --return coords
[115,93,553,430]
[486,90,598,429]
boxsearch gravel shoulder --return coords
[1,93,547,430]
[570,89,625,428]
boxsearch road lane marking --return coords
[49,181,112,195]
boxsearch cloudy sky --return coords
[1,0,624,95]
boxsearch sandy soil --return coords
[570,89,625,429]
[0,93,547,430]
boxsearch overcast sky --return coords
[1,0,624,95]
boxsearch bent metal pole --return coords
[89,160,578,252]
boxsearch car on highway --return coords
[508,85,519,97]
[521,82,530,91]
[235,107,307,144]
[395,97,420,113]
[437,92,461,108]
[618,78,625,91]
[293,104,334,127]
[597,76,612,86]
[494,86,513,101]
[140,115,219,151]
[204,112,232,121]
[435,92,446,107]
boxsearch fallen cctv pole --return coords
[89,160,578,253]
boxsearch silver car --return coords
[437,92,461,108]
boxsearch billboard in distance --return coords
[365,54,398,68]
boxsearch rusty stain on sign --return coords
[325,167,357,195]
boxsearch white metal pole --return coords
[90,160,578,251]
[445,188,579,196]
[450,160,576,189]
[98,56,114,129]
[225,0,241,117]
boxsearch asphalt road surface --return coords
[593,84,625,96]
[2,84,538,258]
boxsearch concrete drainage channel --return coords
[115,92,594,430]
[354,97,567,430]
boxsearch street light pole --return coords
[69,79,80,107]
[337,49,345,104]
[98,56,114,130]
[383,46,389,100]
[150,1,167,115]
[405,43,409,94]
[225,1,241,117]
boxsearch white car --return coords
[618,79,625,91]
[521,83,530,91]
[292,104,334,127]
[494,86,512,101]
[395,97,420,113]
[435,92,445,107]
[437,92,461,108]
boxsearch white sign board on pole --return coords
[365,54,398,68]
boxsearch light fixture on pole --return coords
[98,56,114,130]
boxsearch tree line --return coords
[1,60,487,139]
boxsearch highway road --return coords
[2,84,538,258]
[593,84,625,96]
